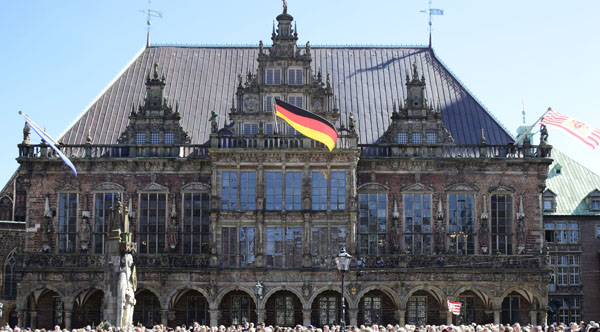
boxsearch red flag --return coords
[541,109,600,149]
[447,300,462,315]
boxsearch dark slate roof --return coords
[545,149,600,216]
[60,46,514,146]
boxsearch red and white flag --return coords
[447,300,462,315]
[541,109,600,149]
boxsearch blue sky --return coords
[1,0,599,187]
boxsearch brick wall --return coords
[580,216,600,321]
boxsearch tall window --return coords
[222,227,256,267]
[0,196,11,221]
[404,193,432,255]
[397,133,408,144]
[265,96,281,113]
[285,172,302,210]
[150,133,160,144]
[358,193,387,256]
[266,227,301,268]
[58,193,77,253]
[221,171,238,210]
[240,172,256,210]
[288,68,303,85]
[491,194,512,254]
[552,255,580,285]
[312,172,327,210]
[363,296,382,325]
[275,296,295,326]
[501,296,519,324]
[266,172,283,210]
[266,68,281,85]
[448,194,475,255]
[426,132,437,144]
[319,296,337,326]
[230,295,251,325]
[182,193,210,254]
[406,297,426,325]
[138,193,167,254]
[311,227,346,267]
[243,123,259,135]
[187,296,208,325]
[3,249,16,299]
[330,171,346,211]
[94,193,119,254]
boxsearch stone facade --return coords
[2,5,555,330]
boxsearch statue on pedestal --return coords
[118,254,136,327]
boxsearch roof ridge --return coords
[149,43,429,49]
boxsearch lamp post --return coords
[335,247,352,332]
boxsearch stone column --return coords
[257,309,266,325]
[64,310,72,330]
[302,309,311,327]
[30,311,37,329]
[348,308,358,327]
[161,310,169,326]
[209,309,219,327]
[446,310,452,325]
[493,310,501,325]
[398,310,406,327]
[529,311,537,326]
[540,311,548,326]
[17,309,25,328]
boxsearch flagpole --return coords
[513,107,551,146]
[19,111,61,146]
[272,98,279,134]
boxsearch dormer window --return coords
[288,69,303,85]
[592,199,600,211]
[136,133,146,145]
[588,190,600,211]
[543,199,553,211]
[266,68,281,85]
[543,190,557,213]
[426,133,437,144]
[397,132,408,144]
[412,133,422,144]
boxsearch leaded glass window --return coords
[58,193,77,253]
[230,295,251,325]
[275,296,295,326]
[319,296,337,326]
[491,194,512,254]
[285,171,302,210]
[266,68,281,85]
[448,193,475,255]
[164,133,174,145]
[266,171,283,210]
[358,193,387,256]
[94,192,119,254]
[288,69,303,85]
[397,132,408,144]
[136,132,146,144]
[312,172,327,210]
[406,297,426,326]
[222,227,256,267]
[138,193,167,254]
[221,171,238,210]
[311,227,346,267]
[363,296,382,325]
[240,171,256,210]
[182,193,210,254]
[150,133,160,144]
[330,171,346,211]
[404,193,432,255]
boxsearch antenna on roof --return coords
[420,0,444,48]
[139,0,163,48]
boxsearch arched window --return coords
[14,177,27,221]
[3,249,17,298]
[0,196,12,221]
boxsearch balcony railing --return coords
[353,254,545,269]
[358,143,551,159]
[212,134,358,150]
[18,144,210,159]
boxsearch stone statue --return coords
[478,219,489,250]
[435,221,445,254]
[210,110,218,134]
[259,40,264,54]
[168,217,179,251]
[348,112,356,134]
[306,41,311,55]
[79,217,91,252]
[42,218,52,252]
[118,254,136,328]
[540,124,548,143]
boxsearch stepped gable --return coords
[59,45,513,146]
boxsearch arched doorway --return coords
[310,290,349,328]
[72,289,104,328]
[133,290,161,327]
[453,290,492,325]
[501,291,534,325]
[358,290,396,326]
[218,290,256,326]
[264,290,302,327]
[169,289,209,327]
[405,290,443,326]
[26,290,63,329]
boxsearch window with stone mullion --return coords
[330,171,346,211]
[221,171,238,210]
[221,227,238,267]
[312,172,327,210]
[285,171,302,210]
[240,171,256,210]
[403,193,432,255]
[266,171,283,210]
[138,193,167,254]
[448,194,475,255]
[363,296,382,325]
[93,192,119,254]
[491,194,512,254]
[58,193,77,253]
[182,193,210,255]
[275,296,295,326]
[406,297,427,325]
[358,193,387,256]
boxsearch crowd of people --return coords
[3,322,600,332]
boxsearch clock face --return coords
[244,95,258,113]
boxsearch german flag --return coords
[275,99,338,151]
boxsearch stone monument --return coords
[103,196,137,328]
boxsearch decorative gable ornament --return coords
[92,182,125,192]
[401,182,435,193]
[138,182,169,192]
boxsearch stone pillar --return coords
[209,309,219,327]
[30,311,37,329]
[257,309,266,325]
[529,311,537,326]
[161,310,169,326]
[17,309,25,328]
[398,310,406,327]
[348,309,358,327]
[493,310,501,325]
[64,310,72,330]
[302,309,311,327]
[540,311,548,326]
[446,310,452,325]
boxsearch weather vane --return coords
[140,0,163,47]
[420,0,444,48]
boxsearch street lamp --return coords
[335,247,352,331]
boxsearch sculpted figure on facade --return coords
[79,216,91,252]
[118,254,136,327]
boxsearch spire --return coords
[141,0,162,48]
